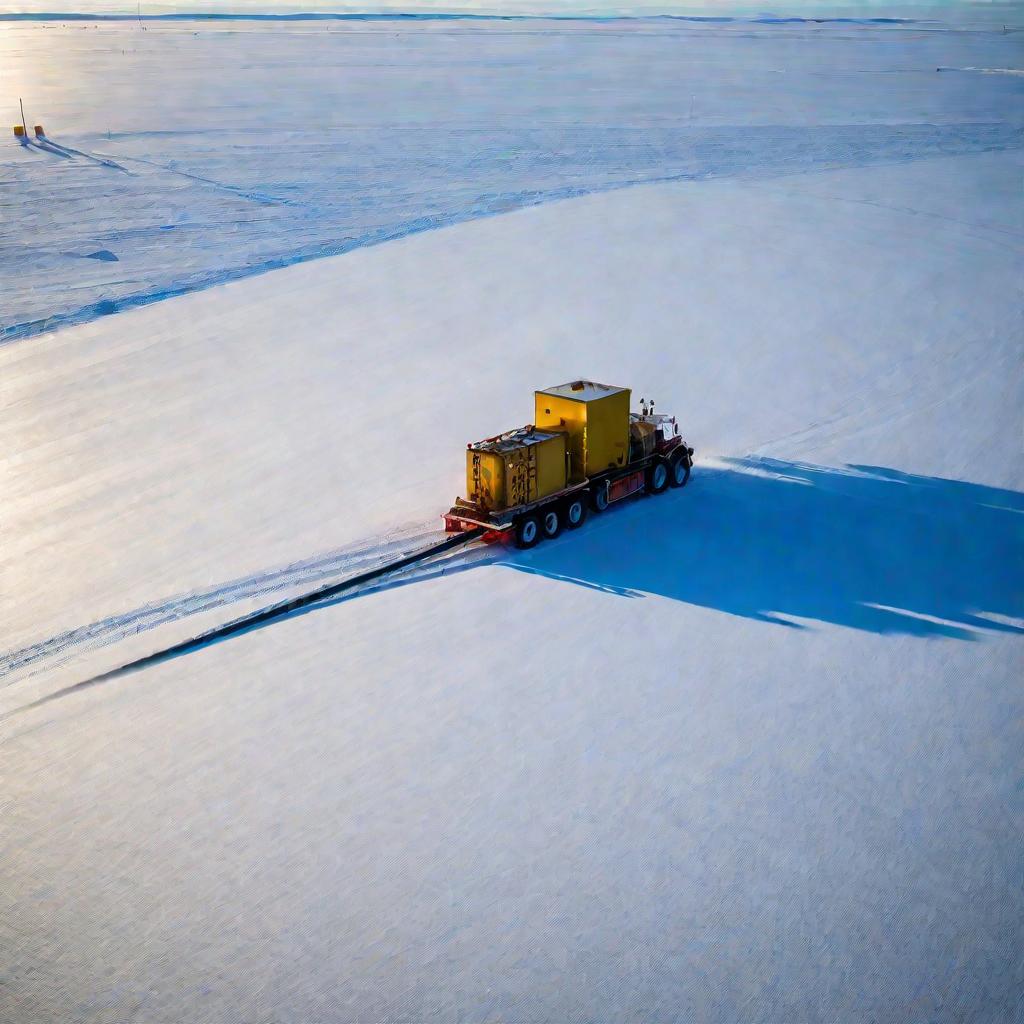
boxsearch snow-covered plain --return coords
[2,14,1024,1024]
[2,16,1022,339]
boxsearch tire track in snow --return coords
[91,149,297,206]
[29,138,133,173]
[4,528,494,723]
[752,340,1018,461]
[0,522,483,687]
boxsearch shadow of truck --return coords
[502,458,1024,639]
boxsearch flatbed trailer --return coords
[445,428,693,548]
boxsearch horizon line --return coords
[0,10,921,21]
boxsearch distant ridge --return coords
[0,11,917,24]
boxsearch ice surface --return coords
[2,17,1022,339]
[2,15,1023,1024]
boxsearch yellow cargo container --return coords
[466,426,568,512]
[534,381,631,481]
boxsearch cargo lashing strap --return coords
[508,442,535,509]
[472,451,483,506]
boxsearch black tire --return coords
[564,495,588,530]
[591,484,610,513]
[669,452,691,488]
[515,514,541,549]
[541,506,562,539]
[647,459,670,494]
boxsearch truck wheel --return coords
[669,453,690,488]
[647,459,669,494]
[591,485,609,513]
[515,515,541,549]
[542,507,562,539]
[564,496,588,530]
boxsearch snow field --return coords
[2,17,1023,1022]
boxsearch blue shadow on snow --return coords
[9,457,1019,701]
[495,458,1024,639]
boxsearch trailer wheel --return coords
[669,452,691,488]
[564,496,588,530]
[515,515,541,549]
[542,507,562,539]
[647,459,669,494]
[591,484,610,513]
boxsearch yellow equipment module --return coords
[534,381,631,481]
[466,427,568,512]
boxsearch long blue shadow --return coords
[498,458,1024,638]
[11,458,1020,720]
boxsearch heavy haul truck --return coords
[444,380,694,548]
[64,385,692,684]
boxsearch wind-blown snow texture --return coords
[2,17,1022,340]
[2,15,1024,1024]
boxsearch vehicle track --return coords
[0,523,467,686]
[1,526,490,723]
[30,137,132,173]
